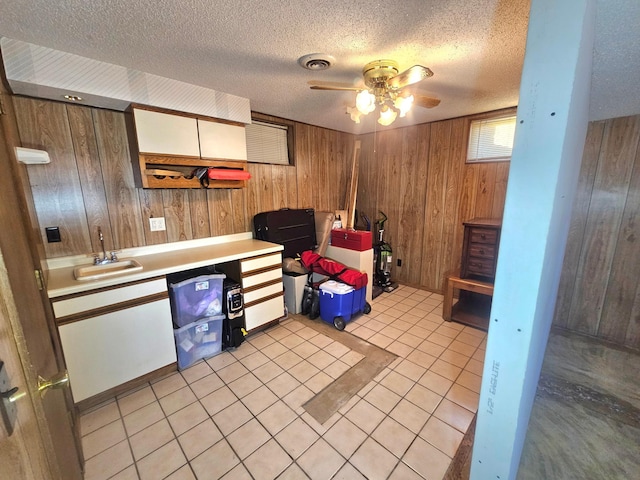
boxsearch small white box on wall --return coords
[15,147,50,164]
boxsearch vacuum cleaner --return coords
[373,211,398,294]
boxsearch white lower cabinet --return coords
[56,294,176,403]
[51,243,286,405]
[51,277,176,403]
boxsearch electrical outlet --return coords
[149,217,166,232]
[397,259,402,267]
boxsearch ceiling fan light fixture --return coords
[346,106,362,124]
[307,59,439,126]
[394,95,414,117]
[298,53,336,70]
[378,105,397,126]
[355,90,376,115]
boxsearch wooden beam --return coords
[344,140,361,229]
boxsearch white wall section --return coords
[0,38,251,124]
[471,0,595,478]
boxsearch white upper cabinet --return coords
[133,108,200,157]
[198,120,248,161]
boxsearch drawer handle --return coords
[479,249,485,255]
[480,234,486,239]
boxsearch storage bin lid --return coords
[173,314,225,333]
[168,273,225,288]
[319,280,354,294]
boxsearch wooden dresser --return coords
[461,219,501,281]
[444,218,501,330]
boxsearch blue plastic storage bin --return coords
[319,281,368,330]
[168,273,225,327]
[174,315,224,370]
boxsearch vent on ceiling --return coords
[298,54,335,71]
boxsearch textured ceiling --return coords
[0,0,638,134]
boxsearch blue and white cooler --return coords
[319,280,371,331]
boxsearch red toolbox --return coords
[330,229,372,251]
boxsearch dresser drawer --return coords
[243,281,283,305]
[241,253,282,273]
[469,228,499,245]
[466,257,496,277]
[52,277,168,318]
[244,295,285,331]
[468,243,496,260]
[242,266,282,289]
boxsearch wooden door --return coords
[0,89,83,478]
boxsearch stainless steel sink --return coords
[73,259,143,281]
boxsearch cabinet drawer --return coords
[468,244,496,259]
[241,253,282,273]
[466,257,496,277]
[52,278,168,318]
[242,266,282,289]
[243,281,283,305]
[469,228,498,245]
[244,295,285,331]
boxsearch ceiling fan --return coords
[309,59,440,125]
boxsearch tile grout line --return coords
[82,287,484,480]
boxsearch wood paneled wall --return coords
[554,115,640,349]
[356,115,511,292]
[15,94,637,348]
[12,97,355,258]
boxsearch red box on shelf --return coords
[330,229,372,251]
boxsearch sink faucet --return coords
[94,227,117,264]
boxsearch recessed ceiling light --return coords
[298,53,336,71]
[63,95,83,102]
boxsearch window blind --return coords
[467,115,516,163]
[245,120,290,165]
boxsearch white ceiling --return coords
[0,0,638,134]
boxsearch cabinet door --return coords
[58,298,176,402]
[198,120,247,161]
[133,108,200,157]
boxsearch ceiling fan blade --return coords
[413,94,441,108]
[388,65,434,89]
[308,80,363,91]
[310,85,362,91]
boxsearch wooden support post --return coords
[344,140,361,229]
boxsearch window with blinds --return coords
[245,120,291,165]
[467,115,517,163]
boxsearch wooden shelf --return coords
[451,291,492,330]
[137,155,248,189]
[443,274,494,331]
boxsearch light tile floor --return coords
[80,285,486,480]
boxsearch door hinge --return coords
[34,269,44,291]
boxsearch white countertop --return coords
[46,232,283,298]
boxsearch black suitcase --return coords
[254,208,317,259]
